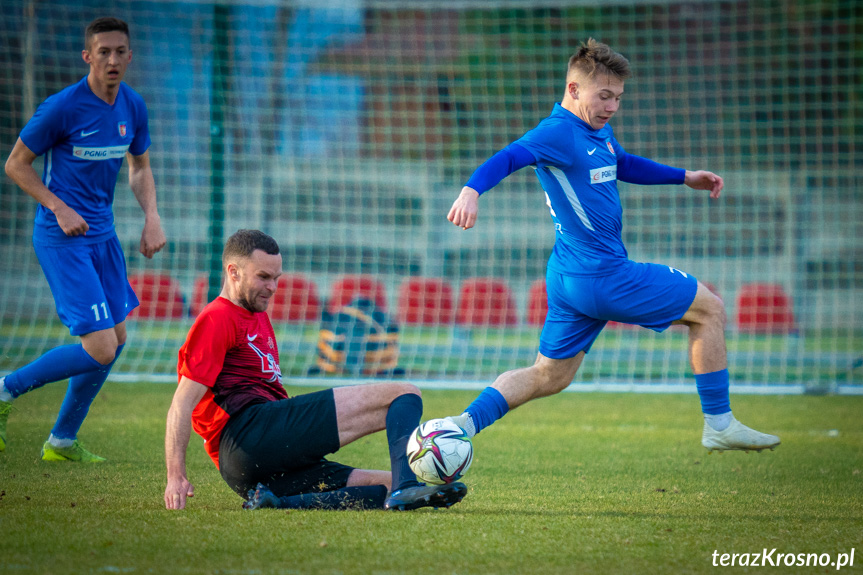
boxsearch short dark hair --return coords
[85,17,130,50]
[222,229,280,267]
[567,38,631,81]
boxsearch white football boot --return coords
[702,416,780,453]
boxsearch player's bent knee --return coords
[543,377,572,396]
[81,328,120,365]
[530,369,572,398]
[704,294,727,329]
[394,383,421,399]
[379,381,419,396]
[530,354,580,398]
[82,340,119,365]
[684,289,727,329]
[406,383,421,396]
[88,347,118,366]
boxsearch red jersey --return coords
[177,296,288,467]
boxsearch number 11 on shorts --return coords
[92,302,109,321]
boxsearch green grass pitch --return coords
[1,382,861,574]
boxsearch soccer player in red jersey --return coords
[164,229,466,511]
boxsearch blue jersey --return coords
[514,103,684,276]
[20,76,151,246]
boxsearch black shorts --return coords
[218,389,355,499]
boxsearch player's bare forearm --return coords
[5,139,90,236]
[129,170,160,219]
[448,186,480,230]
[127,151,159,216]
[684,170,724,199]
[165,406,190,474]
[127,151,166,258]
[164,377,207,510]
[6,158,69,212]
[164,404,194,510]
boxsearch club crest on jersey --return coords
[606,141,615,155]
[118,122,127,137]
[248,341,282,384]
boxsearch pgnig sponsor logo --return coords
[590,165,617,184]
[73,145,129,160]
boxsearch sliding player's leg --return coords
[243,462,390,511]
[331,383,467,511]
[243,481,389,511]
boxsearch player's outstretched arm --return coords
[127,151,166,258]
[684,170,724,199]
[164,376,207,510]
[447,186,480,230]
[5,138,89,236]
[447,144,535,230]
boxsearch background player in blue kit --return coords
[1,17,166,461]
[446,39,780,454]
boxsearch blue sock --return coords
[465,387,510,435]
[3,344,105,399]
[695,369,731,415]
[51,344,124,440]
[386,393,423,491]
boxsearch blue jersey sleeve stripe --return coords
[465,143,536,194]
[45,149,53,188]
[547,166,596,231]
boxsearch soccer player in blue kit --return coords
[1,17,166,461]
[446,39,779,454]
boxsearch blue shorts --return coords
[34,234,139,336]
[539,261,698,359]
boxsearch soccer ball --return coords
[406,418,473,485]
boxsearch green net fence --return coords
[1,0,860,390]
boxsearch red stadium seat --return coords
[736,283,796,333]
[456,277,518,327]
[270,274,321,322]
[526,279,548,326]
[128,273,185,319]
[328,274,388,313]
[191,275,216,317]
[397,277,455,325]
[605,320,639,330]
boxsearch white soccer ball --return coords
[406,418,473,485]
